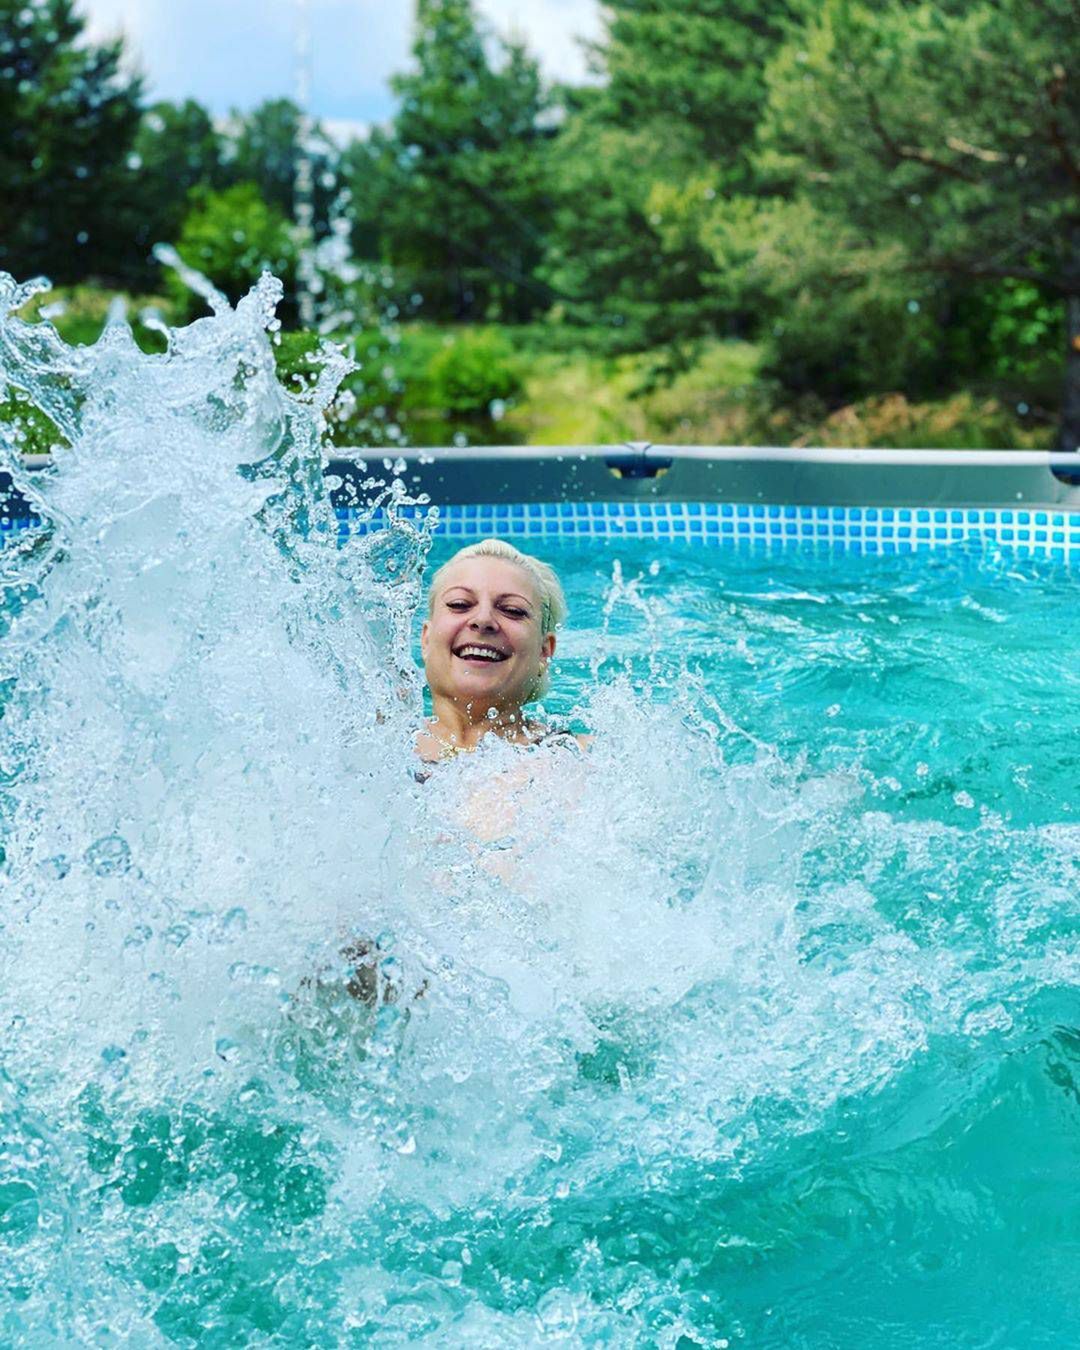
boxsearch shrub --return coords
[0,395,64,456]
[424,329,522,416]
[167,184,297,321]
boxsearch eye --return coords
[445,599,470,611]
[502,607,528,619]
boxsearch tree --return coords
[128,100,225,264]
[542,112,726,352]
[594,0,805,186]
[168,183,297,321]
[344,0,554,322]
[224,98,339,236]
[760,0,1079,447]
[542,1,804,350]
[0,0,143,283]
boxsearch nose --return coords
[470,600,500,632]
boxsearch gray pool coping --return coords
[325,444,1080,510]
[7,444,1080,513]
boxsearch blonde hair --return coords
[427,538,567,635]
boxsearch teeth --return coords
[457,645,505,661]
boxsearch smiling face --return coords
[421,555,556,717]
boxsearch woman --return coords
[414,537,586,766]
[343,539,584,1005]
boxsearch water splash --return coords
[2,274,1080,1344]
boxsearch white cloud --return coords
[79,0,145,70]
[477,0,602,85]
[75,0,601,121]
[323,118,371,147]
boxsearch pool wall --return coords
[5,445,1080,559]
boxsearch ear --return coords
[540,632,556,662]
[420,620,430,657]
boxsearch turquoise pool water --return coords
[3,273,1080,1346]
[4,534,1079,1346]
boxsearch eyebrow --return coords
[442,587,533,606]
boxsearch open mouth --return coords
[453,643,510,664]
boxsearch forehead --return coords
[436,555,539,603]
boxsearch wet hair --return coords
[426,538,567,637]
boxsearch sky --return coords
[78,0,603,140]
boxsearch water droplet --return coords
[84,834,131,877]
[40,853,70,879]
[535,1289,579,1335]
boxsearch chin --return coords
[458,680,526,708]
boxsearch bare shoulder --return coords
[413,728,443,764]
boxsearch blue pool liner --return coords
[4,499,1080,561]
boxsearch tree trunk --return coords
[1061,290,1080,452]
[1060,225,1080,452]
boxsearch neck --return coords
[427,695,534,750]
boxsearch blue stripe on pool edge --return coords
[7,502,1080,561]
[330,502,1080,561]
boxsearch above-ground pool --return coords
[2,274,1080,1346]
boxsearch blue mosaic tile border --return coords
[6,500,1080,560]
[337,500,1080,561]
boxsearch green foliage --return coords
[168,185,298,321]
[796,391,1052,451]
[128,101,225,269]
[224,99,339,234]
[493,332,1049,450]
[1,0,1072,444]
[539,0,807,349]
[342,0,553,323]
[425,328,522,415]
[759,0,1078,442]
[711,197,943,402]
[0,0,143,283]
[595,0,805,182]
[271,324,521,446]
[953,280,1065,389]
[542,119,727,351]
[761,0,1077,282]
[0,392,63,455]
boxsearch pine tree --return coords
[0,0,143,283]
[761,0,1080,447]
[127,101,224,266]
[347,0,552,322]
[543,1,803,349]
[596,0,805,185]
